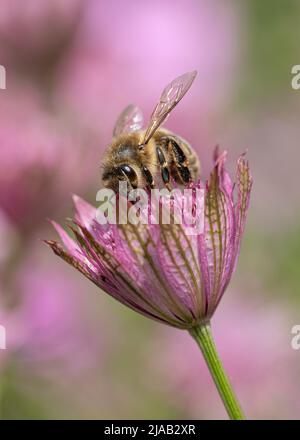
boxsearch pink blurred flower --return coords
[0,84,98,232]
[56,0,240,150]
[0,0,83,79]
[46,150,252,328]
[227,110,300,229]
[145,296,300,419]
[0,249,107,382]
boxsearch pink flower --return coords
[0,0,83,75]
[46,150,252,328]
[0,84,97,232]
[0,249,106,382]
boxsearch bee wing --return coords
[142,70,197,145]
[113,104,144,137]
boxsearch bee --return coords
[101,71,200,192]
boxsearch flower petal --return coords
[118,222,193,326]
[200,153,236,315]
[50,221,78,257]
[155,223,204,319]
[232,156,253,271]
[72,195,96,230]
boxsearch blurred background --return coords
[0,0,300,420]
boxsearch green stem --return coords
[189,322,245,420]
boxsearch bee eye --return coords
[118,165,136,180]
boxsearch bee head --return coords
[102,164,139,194]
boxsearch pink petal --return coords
[72,194,96,230]
[50,221,78,257]
[200,154,236,315]
[155,224,203,318]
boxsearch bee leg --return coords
[168,138,191,184]
[142,165,155,189]
[156,146,171,190]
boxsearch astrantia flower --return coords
[46,148,252,420]
[46,150,252,329]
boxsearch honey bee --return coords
[101,71,200,192]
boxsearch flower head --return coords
[46,150,252,329]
